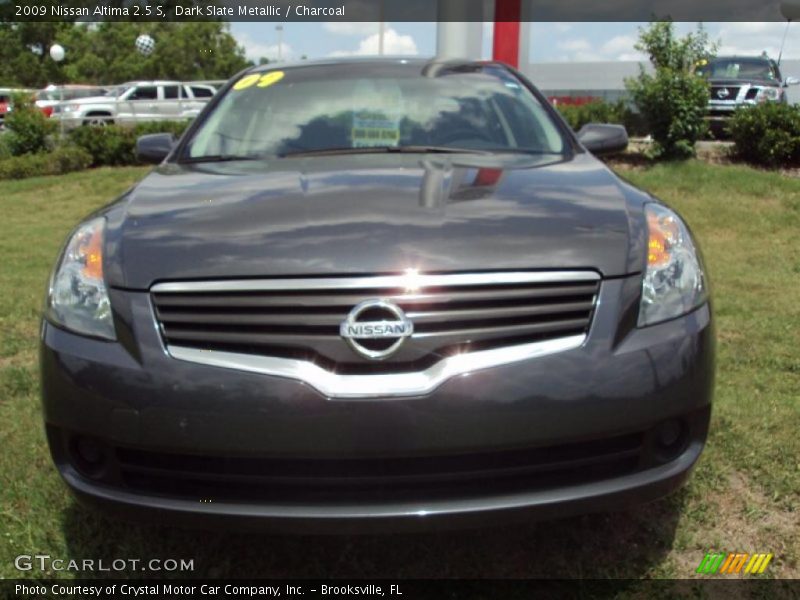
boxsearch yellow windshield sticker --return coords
[233,74,261,91]
[233,71,285,91]
[257,71,285,88]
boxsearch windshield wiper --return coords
[180,154,264,164]
[280,146,493,158]
[490,149,563,155]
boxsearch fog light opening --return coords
[654,419,688,461]
[69,436,108,478]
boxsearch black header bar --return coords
[0,0,794,23]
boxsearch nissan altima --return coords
[41,58,714,531]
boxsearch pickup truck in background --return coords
[696,55,799,134]
[50,80,218,128]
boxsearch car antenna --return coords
[778,20,792,66]
[778,0,800,66]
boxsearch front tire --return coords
[83,114,113,127]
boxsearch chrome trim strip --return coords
[151,271,600,293]
[166,335,586,399]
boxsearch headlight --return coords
[756,87,782,103]
[639,204,708,327]
[46,217,115,340]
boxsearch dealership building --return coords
[433,2,800,106]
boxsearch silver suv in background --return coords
[696,55,799,133]
[35,85,109,118]
[50,80,218,128]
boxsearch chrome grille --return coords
[710,86,740,100]
[152,271,599,371]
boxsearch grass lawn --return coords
[0,162,798,589]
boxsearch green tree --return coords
[0,22,250,88]
[626,21,717,159]
[0,23,77,87]
[148,22,251,80]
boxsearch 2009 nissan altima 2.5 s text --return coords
[40,58,714,532]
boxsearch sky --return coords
[229,21,800,65]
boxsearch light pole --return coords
[275,25,283,61]
[378,0,385,55]
[49,44,65,136]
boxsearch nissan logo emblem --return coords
[340,299,414,360]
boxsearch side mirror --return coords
[784,76,800,87]
[136,133,176,163]
[577,123,629,156]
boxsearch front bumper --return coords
[48,114,86,131]
[40,276,714,531]
[705,97,786,125]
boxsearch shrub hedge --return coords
[0,145,92,180]
[627,68,710,159]
[623,22,717,160]
[4,93,56,156]
[69,121,191,167]
[0,135,11,160]
[556,100,645,136]
[728,103,800,168]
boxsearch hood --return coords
[104,153,648,289]
[69,95,114,105]
[707,77,780,87]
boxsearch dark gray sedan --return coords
[41,58,713,531]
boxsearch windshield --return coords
[696,58,779,82]
[106,85,130,98]
[183,64,568,160]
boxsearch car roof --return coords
[247,56,497,74]
[710,55,775,63]
[44,84,105,89]
[121,81,182,86]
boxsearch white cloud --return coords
[602,35,637,56]
[558,38,591,53]
[721,22,781,36]
[329,27,418,57]
[716,22,797,59]
[616,52,646,62]
[554,34,645,62]
[323,22,381,36]
[238,33,293,62]
[551,23,797,64]
[601,35,647,61]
